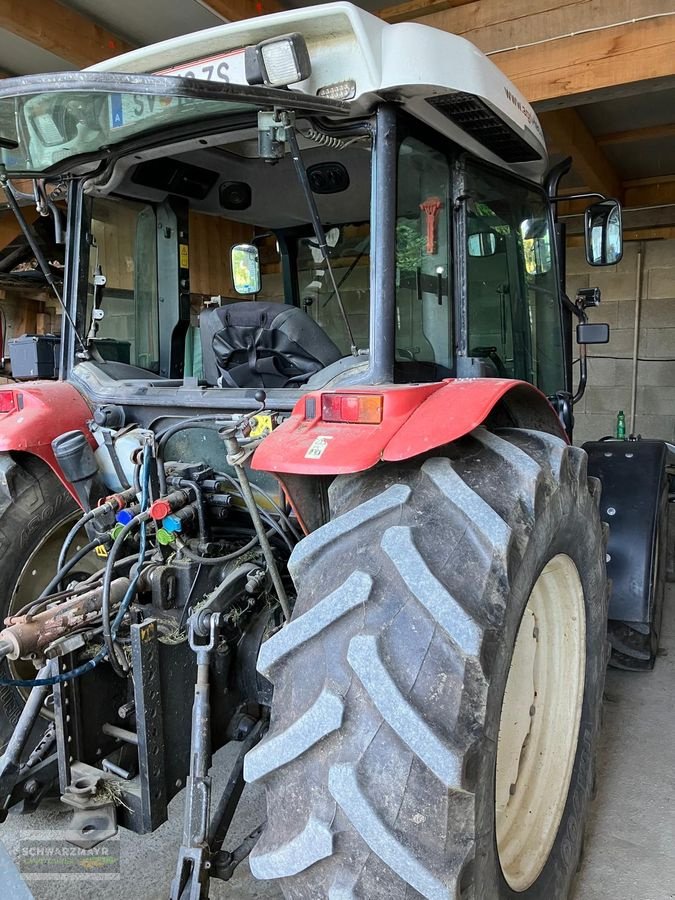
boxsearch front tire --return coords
[245,427,609,899]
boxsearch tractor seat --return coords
[199,301,342,388]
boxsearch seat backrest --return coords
[199,301,342,387]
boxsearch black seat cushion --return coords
[200,301,342,388]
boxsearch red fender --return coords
[252,379,567,476]
[0,381,93,500]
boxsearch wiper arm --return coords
[281,113,359,356]
[0,170,87,355]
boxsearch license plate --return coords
[156,49,248,85]
[109,92,179,129]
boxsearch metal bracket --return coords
[130,618,167,832]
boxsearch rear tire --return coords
[245,427,609,899]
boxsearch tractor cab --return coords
[0,2,620,437]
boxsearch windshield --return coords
[0,73,346,175]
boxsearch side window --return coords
[85,197,159,373]
[465,165,565,395]
[395,137,452,379]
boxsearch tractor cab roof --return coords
[0,2,546,183]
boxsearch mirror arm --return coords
[550,191,606,204]
[570,289,601,405]
[572,342,588,405]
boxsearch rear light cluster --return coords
[321,393,383,424]
[0,391,18,413]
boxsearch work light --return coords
[245,33,311,88]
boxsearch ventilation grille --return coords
[428,92,541,163]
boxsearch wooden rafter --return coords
[539,108,622,201]
[493,16,675,107]
[597,122,675,146]
[408,0,675,107]
[378,0,474,26]
[624,176,675,209]
[568,224,675,246]
[409,0,584,52]
[194,0,285,22]
[557,176,675,216]
[0,0,133,68]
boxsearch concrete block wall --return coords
[567,239,675,445]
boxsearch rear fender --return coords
[0,382,93,502]
[252,378,566,478]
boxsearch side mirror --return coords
[584,199,623,266]
[231,243,261,295]
[577,322,610,344]
[468,231,497,257]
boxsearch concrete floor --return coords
[1,585,673,900]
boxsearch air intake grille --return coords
[428,92,541,163]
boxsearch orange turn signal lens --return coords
[321,393,383,424]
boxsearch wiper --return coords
[278,111,358,356]
[0,137,18,150]
[0,170,88,355]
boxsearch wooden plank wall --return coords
[189,212,253,299]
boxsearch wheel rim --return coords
[496,553,586,892]
[8,512,99,688]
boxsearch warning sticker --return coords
[179,243,189,269]
[305,436,333,459]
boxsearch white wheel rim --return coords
[496,553,586,892]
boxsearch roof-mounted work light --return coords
[245,33,311,88]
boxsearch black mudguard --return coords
[583,439,673,670]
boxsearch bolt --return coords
[607,507,616,516]
[24,779,39,797]
[529,705,536,716]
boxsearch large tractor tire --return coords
[245,427,609,899]
[0,454,80,750]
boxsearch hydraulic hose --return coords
[56,508,98,577]
[101,446,151,677]
[0,447,152,688]
[175,532,264,565]
[38,537,109,603]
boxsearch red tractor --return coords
[0,5,671,898]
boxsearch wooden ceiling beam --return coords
[0,0,133,68]
[624,176,675,209]
[409,1,675,107]
[194,0,285,22]
[410,0,584,52]
[568,224,675,246]
[597,122,675,146]
[378,0,474,25]
[493,16,675,107]
[539,108,622,200]
[557,176,675,216]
